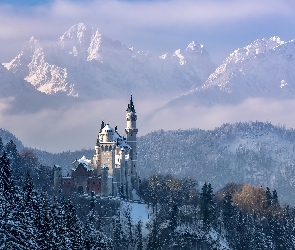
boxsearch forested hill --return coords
[2,121,295,204]
[137,121,295,204]
[0,128,24,150]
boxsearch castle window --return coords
[105,146,109,151]
[109,146,112,151]
[101,146,104,152]
[68,182,70,185]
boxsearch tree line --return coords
[122,174,295,250]
[0,139,112,249]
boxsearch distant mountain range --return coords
[166,36,295,107]
[1,23,295,116]
[3,23,215,101]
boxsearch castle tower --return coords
[101,164,109,196]
[125,95,139,193]
[53,165,62,194]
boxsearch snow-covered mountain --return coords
[0,63,77,113]
[3,23,215,100]
[137,121,295,205]
[166,36,295,107]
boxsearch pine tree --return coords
[222,191,235,230]
[272,190,280,210]
[20,173,38,248]
[65,199,84,249]
[147,217,162,250]
[0,191,8,248]
[0,151,25,249]
[113,216,123,250]
[124,204,134,249]
[169,203,178,233]
[135,220,143,250]
[200,182,216,229]
[35,192,52,249]
[265,187,272,210]
[4,140,21,185]
[23,172,34,204]
[50,197,67,249]
[83,193,111,250]
[0,152,15,200]
[0,137,4,155]
[4,140,18,166]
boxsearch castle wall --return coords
[62,177,75,193]
[87,177,101,194]
[100,148,114,176]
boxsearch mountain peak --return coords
[2,23,216,100]
[167,36,295,107]
[64,23,87,40]
[269,36,285,45]
[58,23,94,48]
[186,41,204,53]
[29,36,37,42]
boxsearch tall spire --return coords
[126,95,136,113]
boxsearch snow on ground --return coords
[120,201,150,235]
[121,201,149,223]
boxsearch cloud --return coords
[143,98,295,133]
[1,96,295,152]
[0,0,294,62]
[0,96,165,152]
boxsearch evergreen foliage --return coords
[135,174,295,249]
[0,146,112,250]
[2,133,295,249]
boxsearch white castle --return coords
[54,96,139,199]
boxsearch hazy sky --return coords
[1,0,295,64]
[1,0,295,152]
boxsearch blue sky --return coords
[0,0,295,64]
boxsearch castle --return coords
[54,96,139,199]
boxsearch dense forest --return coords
[138,121,295,205]
[137,175,295,249]
[1,136,295,249]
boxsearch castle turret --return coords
[125,95,139,193]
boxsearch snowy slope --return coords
[166,37,295,106]
[0,64,68,113]
[3,23,216,100]
[137,122,295,204]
